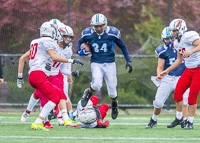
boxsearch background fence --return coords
[1,0,200,109]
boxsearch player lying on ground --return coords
[71,96,109,128]
[145,27,189,129]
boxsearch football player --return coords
[19,21,83,131]
[145,27,189,129]
[72,96,109,128]
[158,19,200,129]
[76,13,133,120]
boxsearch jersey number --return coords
[178,48,189,57]
[30,43,38,60]
[169,57,176,65]
[92,43,107,52]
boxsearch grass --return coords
[0,114,200,143]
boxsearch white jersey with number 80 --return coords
[28,37,57,74]
[174,31,200,69]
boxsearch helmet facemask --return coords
[91,14,107,36]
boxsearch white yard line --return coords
[0,136,200,140]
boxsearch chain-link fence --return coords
[1,0,200,109]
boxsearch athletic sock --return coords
[27,94,39,111]
[188,116,194,123]
[176,111,182,120]
[152,114,158,121]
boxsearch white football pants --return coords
[153,74,189,108]
[63,75,70,103]
[90,62,117,99]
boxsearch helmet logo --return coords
[176,21,181,28]
[60,29,66,33]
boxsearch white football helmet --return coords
[91,13,107,35]
[49,19,61,30]
[78,109,97,124]
[169,19,187,39]
[39,21,56,39]
[57,23,74,43]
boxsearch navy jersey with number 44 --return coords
[77,26,131,63]
[155,44,186,76]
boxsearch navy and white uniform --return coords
[77,26,131,98]
[152,44,189,108]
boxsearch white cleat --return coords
[57,119,64,126]
[21,111,30,122]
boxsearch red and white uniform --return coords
[174,31,200,104]
[28,37,61,105]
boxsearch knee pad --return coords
[188,96,197,105]
[48,92,60,105]
[109,91,117,99]
[90,96,98,106]
[110,95,118,100]
[153,100,164,108]
[90,83,101,91]
[174,91,183,102]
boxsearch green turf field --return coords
[0,114,200,143]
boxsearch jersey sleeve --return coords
[42,39,56,51]
[155,45,167,59]
[185,31,200,45]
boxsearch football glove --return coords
[73,59,84,66]
[17,77,24,88]
[78,47,91,56]
[125,62,133,73]
[71,71,79,77]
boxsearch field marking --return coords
[1,122,200,126]
[0,136,200,140]
[2,116,200,121]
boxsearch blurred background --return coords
[1,0,200,111]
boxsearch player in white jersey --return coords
[72,96,109,128]
[24,21,83,131]
[145,27,189,129]
[158,19,200,129]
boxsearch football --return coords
[81,43,91,53]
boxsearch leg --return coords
[81,63,104,107]
[98,104,109,119]
[182,88,189,119]
[104,62,118,119]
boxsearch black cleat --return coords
[167,117,184,128]
[145,118,157,129]
[48,110,57,121]
[81,88,92,107]
[111,101,118,119]
[182,121,193,130]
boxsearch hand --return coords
[158,70,168,79]
[69,110,76,120]
[155,76,162,81]
[125,62,133,73]
[67,76,73,84]
[71,71,79,77]
[0,78,4,84]
[183,50,192,58]
[17,77,24,88]
[78,47,91,56]
[73,59,84,66]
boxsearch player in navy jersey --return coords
[76,13,132,119]
[145,27,189,129]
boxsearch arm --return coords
[183,39,200,58]
[159,52,183,77]
[155,58,165,81]
[76,37,87,53]
[18,50,30,76]
[0,56,4,84]
[47,49,84,66]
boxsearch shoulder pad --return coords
[81,27,93,37]
[155,45,167,58]
[183,31,199,44]
[107,26,120,39]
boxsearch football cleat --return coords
[44,121,53,128]
[64,118,81,128]
[21,110,30,122]
[48,109,57,121]
[81,88,92,107]
[57,118,64,126]
[111,101,118,119]
[31,122,49,131]
[145,118,157,129]
[167,117,185,128]
[182,121,193,130]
